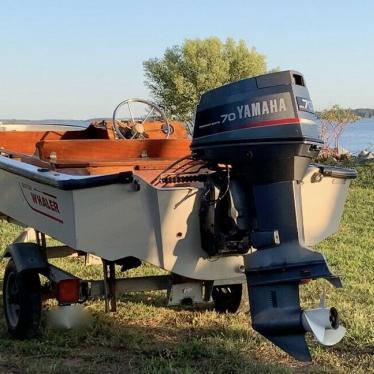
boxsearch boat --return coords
[0,72,356,361]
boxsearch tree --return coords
[318,105,359,155]
[143,37,267,122]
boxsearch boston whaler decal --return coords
[20,182,64,223]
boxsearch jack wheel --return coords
[212,283,248,313]
[3,259,42,338]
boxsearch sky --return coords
[0,0,373,119]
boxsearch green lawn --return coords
[0,162,373,373]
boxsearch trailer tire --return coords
[3,259,42,339]
[212,283,249,314]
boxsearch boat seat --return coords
[36,139,192,164]
[0,125,111,156]
[0,131,65,155]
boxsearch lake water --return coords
[340,118,374,154]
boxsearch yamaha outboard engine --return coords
[191,71,347,361]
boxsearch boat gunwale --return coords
[0,156,134,190]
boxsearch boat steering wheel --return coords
[112,98,172,139]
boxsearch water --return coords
[340,118,374,154]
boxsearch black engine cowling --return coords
[191,70,322,183]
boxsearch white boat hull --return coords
[0,156,244,281]
[0,157,352,282]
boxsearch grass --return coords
[0,161,373,373]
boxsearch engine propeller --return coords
[302,294,346,346]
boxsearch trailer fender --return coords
[3,243,49,273]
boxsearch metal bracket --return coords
[168,282,203,306]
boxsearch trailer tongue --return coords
[191,70,353,361]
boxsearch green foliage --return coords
[318,105,360,152]
[143,37,267,121]
[319,105,359,124]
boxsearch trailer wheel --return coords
[212,283,248,313]
[3,259,42,339]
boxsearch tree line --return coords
[352,108,374,118]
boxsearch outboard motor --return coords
[191,71,350,361]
